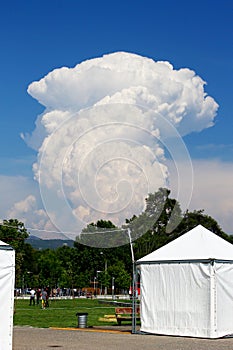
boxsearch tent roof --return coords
[0,240,14,250]
[137,225,233,263]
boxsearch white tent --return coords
[0,240,15,350]
[136,225,233,338]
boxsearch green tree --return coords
[107,261,131,292]
[77,219,121,247]
[0,219,29,286]
[173,209,228,240]
[37,249,63,288]
[0,219,29,250]
[21,243,39,289]
[75,220,132,291]
[56,245,86,290]
[130,188,182,259]
[130,188,231,261]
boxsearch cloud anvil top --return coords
[10,52,219,243]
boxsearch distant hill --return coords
[26,235,74,250]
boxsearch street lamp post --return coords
[112,277,115,300]
[100,252,108,295]
[93,277,96,297]
[104,260,108,295]
[97,270,102,295]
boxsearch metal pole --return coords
[132,262,137,334]
[104,260,107,295]
[101,252,108,295]
[127,228,137,334]
[94,277,96,296]
[112,277,115,300]
[97,271,102,295]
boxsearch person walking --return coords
[29,288,36,306]
[36,288,41,305]
[41,289,47,309]
[45,286,50,307]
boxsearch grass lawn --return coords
[14,298,119,328]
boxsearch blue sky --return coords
[0,0,232,239]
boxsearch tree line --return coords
[0,188,231,294]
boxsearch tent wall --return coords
[215,263,233,338]
[137,226,233,339]
[140,262,214,338]
[0,248,15,350]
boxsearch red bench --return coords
[115,307,140,325]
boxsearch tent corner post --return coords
[132,261,137,334]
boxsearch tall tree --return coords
[0,219,29,285]
[173,209,228,239]
[77,219,122,247]
[0,219,29,250]
[129,188,182,259]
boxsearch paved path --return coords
[13,326,233,350]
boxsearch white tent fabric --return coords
[138,225,233,262]
[137,225,233,338]
[0,240,15,350]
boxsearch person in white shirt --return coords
[29,288,36,306]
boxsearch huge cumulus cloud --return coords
[21,52,218,243]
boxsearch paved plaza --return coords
[13,326,233,350]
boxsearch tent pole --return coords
[132,261,137,334]
[127,228,137,334]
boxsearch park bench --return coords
[115,307,140,325]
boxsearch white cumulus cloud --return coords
[21,52,218,243]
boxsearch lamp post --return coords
[97,270,102,295]
[100,252,108,295]
[112,277,115,300]
[93,277,96,297]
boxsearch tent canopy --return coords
[0,239,14,250]
[136,225,233,338]
[137,224,233,263]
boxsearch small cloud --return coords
[196,143,233,151]
[168,159,233,235]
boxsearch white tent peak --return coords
[0,239,10,246]
[0,240,14,250]
[137,224,233,263]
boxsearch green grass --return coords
[14,298,119,328]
